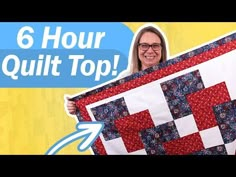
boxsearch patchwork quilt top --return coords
[72,32,236,155]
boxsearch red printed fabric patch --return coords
[72,33,236,155]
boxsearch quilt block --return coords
[71,32,236,155]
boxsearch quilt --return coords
[71,32,236,155]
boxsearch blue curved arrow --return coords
[46,121,104,155]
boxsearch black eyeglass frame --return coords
[138,43,162,51]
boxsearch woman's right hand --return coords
[66,97,76,115]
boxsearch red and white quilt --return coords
[72,32,236,155]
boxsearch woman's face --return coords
[138,32,162,70]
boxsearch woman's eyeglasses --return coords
[138,43,162,51]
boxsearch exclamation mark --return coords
[112,55,120,76]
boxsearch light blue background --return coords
[0,22,133,87]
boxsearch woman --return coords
[66,25,168,115]
[118,25,168,78]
